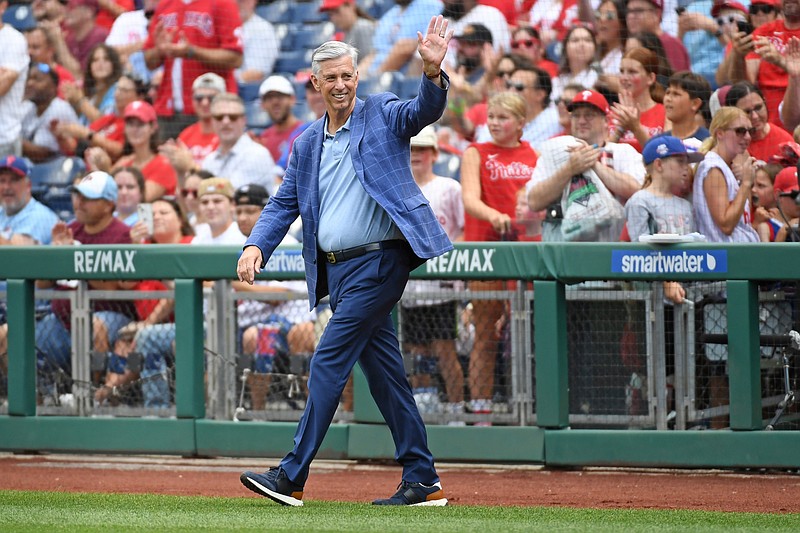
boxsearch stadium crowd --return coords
[1,0,800,422]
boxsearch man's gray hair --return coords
[311,41,359,76]
[210,92,245,110]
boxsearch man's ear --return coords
[310,74,320,92]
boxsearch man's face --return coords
[235,204,262,237]
[311,55,358,118]
[71,193,113,226]
[785,0,800,23]
[25,68,56,105]
[64,4,92,30]
[199,194,234,232]
[626,0,660,34]
[193,89,220,120]
[0,170,30,216]
[211,100,246,145]
[261,92,296,124]
[508,70,541,111]
[570,104,607,145]
[26,29,53,64]
[663,85,697,123]
[457,40,484,71]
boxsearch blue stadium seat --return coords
[392,76,420,99]
[293,22,335,50]
[273,49,313,76]
[29,156,86,187]
[256,0,294,24]
[42,186,75,221]
[291,1,326,24]
[433,152,462,181]
[2,3,36,32]
[238,81,261,103]
[274,23,293,51]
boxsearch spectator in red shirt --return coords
[159,72,224,180]
[143,0,244,141]
[258,75,305,163]
[87,100,177,200]
[510,26,559,80]
[725,80,794,163]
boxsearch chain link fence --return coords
[2,278,798,430]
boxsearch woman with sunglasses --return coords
[178,168,213,228]
[509,26,558,79]
[551,25,599,103]
[693,106,759,242]
[725,81,793,163]
[749,0,779,29]
[461,92,539,420]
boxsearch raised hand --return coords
[417,15,454,77]
[785,36,800,77]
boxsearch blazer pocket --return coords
[402,193,430,212]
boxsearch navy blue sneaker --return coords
[240,467,304,507]
[372,481,448,506]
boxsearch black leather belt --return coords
[324,240,405,264]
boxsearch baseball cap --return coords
[71,171,118,202]
[198,177,234,199]
[642,135,705,165]
[567,89,610,114]
[192,72,226,94]
[320,0,353,11]
[67,0,99,12]
[711,0,748,17]
[0,155,31,178]
[774,167,799,195]
[627,0,663,9]
[410,126,438,150]
[259,75,295,98]
[234,184,270,207]
[709,85,732,118]
[124,100,157,123]
[456,24,493,45]
[750,0,779,6]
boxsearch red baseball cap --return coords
[124,100,157,123]
[751,0,780,6]
[774,167,799,195]
[711,0,748,17]
[567,89,610,115]
[320,0,353,11]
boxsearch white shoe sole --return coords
[411,498,448,507]
[245,475,304,507]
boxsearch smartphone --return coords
[736,20,754,36]
[137,203,154,235]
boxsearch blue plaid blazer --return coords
[245,73,454,309]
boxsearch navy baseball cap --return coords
[0,155,31,177]
[642,135,705,165]
[234,184,269,207]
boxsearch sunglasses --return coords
[496,70,514,78]
[212,113,244,122]
[729,126,758,137]
[181,188,199,198]
[506,81,532,92]
[749,4,775,15]
[193,94,215,103]
[511,39,538,49]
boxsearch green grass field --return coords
[1,491,798,532]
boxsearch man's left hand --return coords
[417,15,453,77]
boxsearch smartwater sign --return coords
[611,250,727,274]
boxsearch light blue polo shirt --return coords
[316,116,403,252]
[0,197,59,244]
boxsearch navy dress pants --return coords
[279,244,439,486]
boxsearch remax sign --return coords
[611,250,727,274]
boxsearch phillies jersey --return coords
[178,122,219,165]
[144,0,243,116]
[464,141,538,242]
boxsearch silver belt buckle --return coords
[326,251,336,264]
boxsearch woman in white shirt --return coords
[693,106,760,243]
